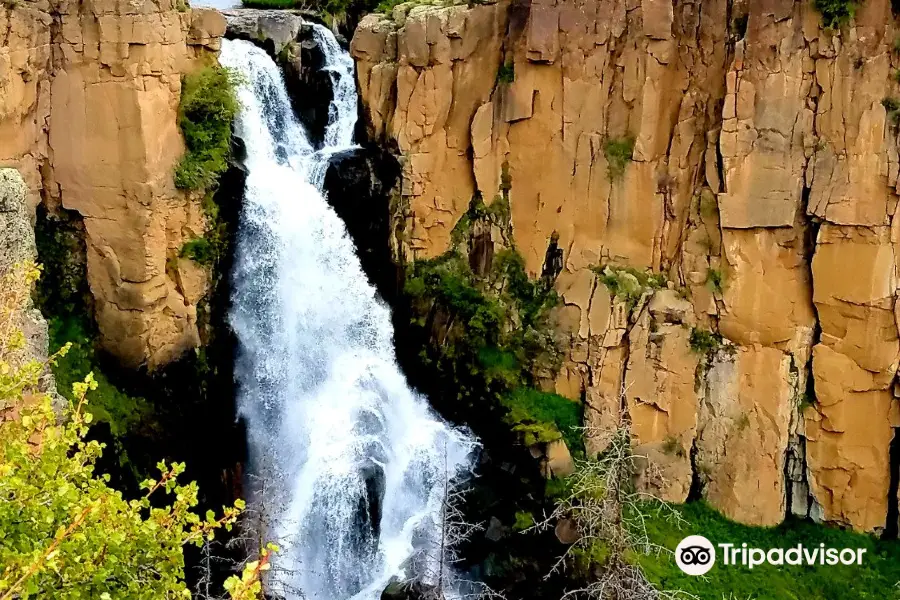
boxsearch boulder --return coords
[222,8,304,55]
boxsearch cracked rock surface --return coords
[0,0,225,369]
[353,0,900,532]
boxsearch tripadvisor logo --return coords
[675,536,867,575]
[675,535,716,575]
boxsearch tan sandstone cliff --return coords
[352,0,900,533]
[0,0,225,369]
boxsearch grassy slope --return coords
[640,502,900,600]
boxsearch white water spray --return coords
[221,32,476,600]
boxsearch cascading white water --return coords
[221,32,476,600]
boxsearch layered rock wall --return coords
[0,0,225,369]
[353,0,900,532]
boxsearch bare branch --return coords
[529,426,692,600]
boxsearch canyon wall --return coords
[352,0,900,533]
[0,0,225,369]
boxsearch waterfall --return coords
[220,32,476,600]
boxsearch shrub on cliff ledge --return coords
[175,65,241,191]
[404,242,572,452]
[604,136,635,181]
[501,388,582,452]
[814,0,860,28]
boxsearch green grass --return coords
[640,501,900,600]
[48,317,153,439]
[477,346,521,387]
[501,388,583,453]
[175,65,241,191]
[604,135,635,180]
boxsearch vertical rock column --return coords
[0,168,57,398]
[352,1,510,260]
[804,0,900,533]
[693,2,817,527]
[44,0,225,369]
[0,1,52,209]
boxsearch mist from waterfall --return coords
[221,33,476,600]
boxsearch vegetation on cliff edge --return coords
[400,202,579,599]
[404,244,575,450]
[593,264,667,310]
[33,209,153,448]
[604,136,636,181]
[175,65,241,191]
[814,0,860,29]
[525,424,900,600]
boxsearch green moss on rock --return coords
[501,388,583,453]
[604,136,635,180]
[48,317,154,439]
[405,204,576,457]
[34,208,154,441]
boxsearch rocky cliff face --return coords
[352,0,900,533]
[0,168,58,400]
[0,0,225,369]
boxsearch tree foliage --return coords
[0,263,264,600]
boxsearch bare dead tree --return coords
[529,426,697,600]
[232,471,306,599]
[456,579,513,600]
[400,441,510,600]
[194,468,306,600]
[194,537,226,600]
